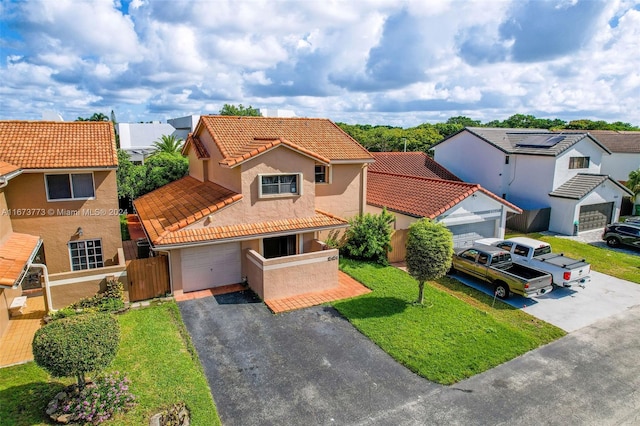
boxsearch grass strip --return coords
[0,302,220,426]
[334,259,565,385]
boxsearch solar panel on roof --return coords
[515,134,566,148]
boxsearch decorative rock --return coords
[149,413,162,426]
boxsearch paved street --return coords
[179,291,640,425]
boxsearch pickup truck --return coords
[476,237,591,288]
[450,244,553,299]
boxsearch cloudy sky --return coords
[1,0,638,127]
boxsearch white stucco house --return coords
[431,128,633,235]
[587,130,640,182]
[116,122,178,163]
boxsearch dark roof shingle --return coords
[369,152,461,181]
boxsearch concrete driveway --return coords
[179,291,640,425]
[451,270,640,332]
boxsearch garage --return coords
[181,243,242,292]
[579,202,613,231]
[448,221,496,248]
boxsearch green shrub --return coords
[33,313,120,388]
[49,279,124,321]
[342,208,395,265]
[120,214,131,241]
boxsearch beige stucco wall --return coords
[0,287,22,338]
[198,130,242,192]
[187,149,205,182]
[0,189,12,242]
[186,148,317,230]
[315,163,366,219]
[245,248,339,300]
[5,170,122,274]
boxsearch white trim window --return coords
[569,157,590,169]
[315,165,330,183]
[45,173,95,201]
[69,239,104,271]
[259,173,302,197]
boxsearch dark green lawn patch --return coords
[506,232,640,284]
[0,302,220,426]
[334,259,565,385]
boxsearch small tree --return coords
[139,152,189,196]
[33,313,120,388]
[342,208,395,265]
[152,134,184,154]
[219,103,262,116]
[405,219,454,304]
[626,169,640,197]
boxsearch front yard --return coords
[0,302,220,426]
[334,259,565,385]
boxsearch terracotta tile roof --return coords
[219,137,330,167]
[133,176,242,245]
[158,210,348,246]
[583,130,640,153]
[367,172,521,219]
[198,116,373,164]
[0,161,20,178]
[0,121,118,169]
[369,152,461,181]
[182,133,210,159]
[0,232,41,288]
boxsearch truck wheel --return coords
[494,282,509,299]
[606,237,621,247]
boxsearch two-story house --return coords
[134,116,373,301]
[432,127,633,235]
[0,121,124,309]
[588,130,640,183]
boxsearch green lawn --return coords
[334,259,565,385]
[0,302,220,426]
[507,232,640,284]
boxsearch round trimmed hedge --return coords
[32,313,120,385]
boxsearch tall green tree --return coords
[405,219,454,305]
[219,104,262,116]
[626,169,640,197]
[76,112,109,122]
[152,134,184,154]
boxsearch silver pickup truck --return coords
[477,237,591,288]
[450,245,553,299]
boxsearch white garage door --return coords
[181,243,242,292]
[579,202,613,232]
[448,221,496,248]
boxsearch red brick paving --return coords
[174,284,247,302]
[265,271,371,314]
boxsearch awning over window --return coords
[0,232,42,289]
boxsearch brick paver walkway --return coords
[0,295,46,367]
[266,271,370,313]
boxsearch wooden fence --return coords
[388,229,409,263]
[127,255,170,302]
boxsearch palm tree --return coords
[627,169,640,209]
[152,134,184,154]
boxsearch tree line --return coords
[337,114,640,153]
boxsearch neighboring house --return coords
[167,115,200,141]
[0,161,42,339]
[366,152,520,254]
[432,128,633,235]
[0,121,125,309]
[587,130,640,182]
[134,116,373,301]
[116,121,177,163]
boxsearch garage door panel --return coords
[579,202,613,232]
[448,220,496,248]
[182,243,242,292]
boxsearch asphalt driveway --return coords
[179,291,640,425]
[452,270,640,332]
